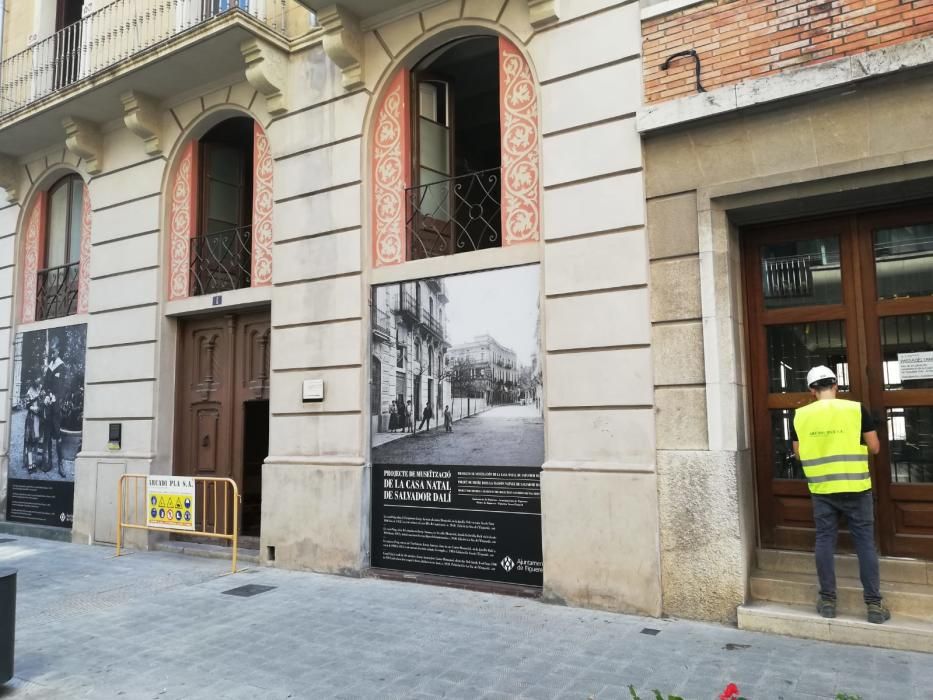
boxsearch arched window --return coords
[372,35,540,267]
[35,174,87,321]
[168,117,273,300]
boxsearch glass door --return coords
[860,207,933,559]
[744,217,868,552]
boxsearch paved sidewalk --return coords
[0,536,929,700]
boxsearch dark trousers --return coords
[812,491,881,604]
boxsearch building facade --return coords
[448,334,519,405]
[640,0,933,648]
[0,0,661,618]
[0,0,929,650]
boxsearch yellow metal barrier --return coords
[115,474,241,574]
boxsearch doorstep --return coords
[738,600,933,654]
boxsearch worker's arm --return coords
[792,441,799,458]
[863,430,881,456]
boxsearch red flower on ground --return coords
[719,683,740,700]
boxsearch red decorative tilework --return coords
[372,69,410,267]
[251,122,273,286]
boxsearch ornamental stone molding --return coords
[316,4,364,91]
[0,155,19,203]
[528,0,560,27]
[63,116,103,174]
[121,90,163,156]
[241,38,289,116]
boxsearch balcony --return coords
[398,291,420,323]
[36,262,80,321]
[407,168,501,260]
[0,1,292,158]
[419,308,445,340]
[372,306,391,342]
[190,226,252,296]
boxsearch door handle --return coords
[201,435,210,447]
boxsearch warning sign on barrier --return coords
[146,476,195,531]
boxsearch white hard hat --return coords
[806,365,837,387]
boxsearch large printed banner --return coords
[6,324,86,528]
[370,266,544,586]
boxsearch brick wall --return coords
[643,0,933,103]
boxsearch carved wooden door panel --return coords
[176,315,236,481]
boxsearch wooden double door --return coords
[175,311,270,537]
[745,205,933,559]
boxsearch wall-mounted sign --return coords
[146,476,195,531]
[302,379,324,402]
[898,351,933,381]
[372,464,543,586]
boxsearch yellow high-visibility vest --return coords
[793,398,871,495]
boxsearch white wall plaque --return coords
[302,379,324,402]
[898,351,933,381]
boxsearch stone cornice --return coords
[121,91,163,156]
[316,4,364,91]
[62,116,103,174]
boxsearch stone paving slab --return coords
[0,536,930,699]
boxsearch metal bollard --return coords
[0,568,14,683]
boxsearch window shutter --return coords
[168,140,198,300]
[20,192,48,323]
[251,121,273,286]
[499,37,540,246]
[372,68,411,268]
[76,183,92,313]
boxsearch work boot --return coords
[816,597,836,619]
[867,601,891,624]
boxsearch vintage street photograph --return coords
[370,265,543,467]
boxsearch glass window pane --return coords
[761,238,842,309]
[766,320,849,393]
[207,146,241,183]
[208,181,239,227]
[45,183,69,269]
[419,118,450,175]
[771,409,803,479]
[888,406,933,484]
[67,181,83,265]
[875,224,933,300]
[418,167,450,221]
[880,314,933,390]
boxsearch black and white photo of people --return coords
[9,325,86,482]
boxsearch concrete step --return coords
[757,548,933,585]
[750,569,933,618]
[153,539,260,565]
[738,601,933,654]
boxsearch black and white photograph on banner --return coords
[370,264,543,468]
[6,324,86,527]
[370,265,544,586]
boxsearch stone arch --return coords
[364,22,543,268]
[162,104,274,300]
[18,165,93,323]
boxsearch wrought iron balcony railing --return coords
[372,306,391,340]
[0,0,289,117]
[407,168,501,260]
[190,225,252,296]
[398,291,420,321]
[36,262,80,321]
[420,307,445,339]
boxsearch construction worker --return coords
[791,365,890,624]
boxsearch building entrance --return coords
[744,204,933,559]
[174,310,270,537]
